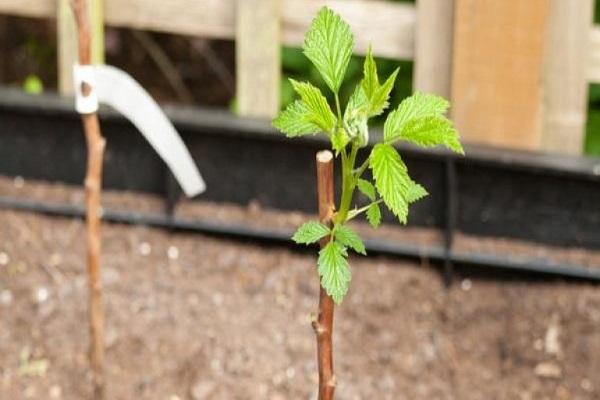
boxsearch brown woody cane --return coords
[70,0,106,398]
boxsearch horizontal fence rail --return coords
[4,0,600,81]
[0,0,416,59]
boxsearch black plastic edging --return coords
[1,195,599,283]
[1,88,600,249]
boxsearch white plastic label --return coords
[72,64,205,197]
[73,64,99,114]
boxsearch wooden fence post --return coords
[541,0,594,155]
[451,0,550,151]
[58,0,104,95]
[414,0,454,99]
[58,0,76,94]
[235,0,281,118]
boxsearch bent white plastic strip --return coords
[73,64,205,197]
[73,64,99,114]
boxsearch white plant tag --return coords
[73,65,99,114]
[73,64,205,197]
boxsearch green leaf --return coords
[345,85,369,119]
[290,79,337,133]
[318,241,351,304]
[361,45,379,99]
[331,127,350,154]
[360,46,398,117]
[370,144,411,224]
[303,6,354,93]
[384,92,450,142]
[407,180,429,203]
[357,179,376,201]
[366,203,381,228]
[399,116,464,154]
[343,86,369,146]
[367,68,399,117]
[292,221,330,244]
[273,100,321,137]
[335,225,366,255]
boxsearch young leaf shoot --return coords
[275,6,464,305]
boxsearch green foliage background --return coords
[587,3,600,155]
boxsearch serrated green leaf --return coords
[290,79,337,133]
[384,92,449,142]
[318,241,351,304]
[303,7,354,94]
[407,180,428,203]
[335,225,366,255]
[345,85,369,119]
[366,203,381,228]
[362,45,379,99]
[273,100,321,137]
[331,127,350,154]
[370,144,411,224]
[292,221,330,245]
[399,116,464,154]
[368,68,399,117]
[357,179,376,201]
[360,46,398,117]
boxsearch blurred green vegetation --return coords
[586,3,600,156]
[22,74,44,94]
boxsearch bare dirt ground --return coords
[1,182,600,399]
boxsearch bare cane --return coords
[70,0,106,397]
[314,150,336,400]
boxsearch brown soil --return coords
[1,179,600,399]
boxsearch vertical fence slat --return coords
[236,0,281,118]
[57,0,76,95]
[541,0,594,155]
[413,0,454,99]
[451,0,549,151]
[90,0,105,64]
[58,0,104,95]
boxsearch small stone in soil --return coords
[581,378,593,391]
[461,279,472,291]
[0,251,9,266]
[212,292,224,306]
[13,176,24,188]
[34,287,49,303]
[167,246,179,260]
[139,242,151,256]
[49,385,62,398]
[534,362,562,379]
[0,289,13,306]
[544,321,561,356]
[190,380,216,399]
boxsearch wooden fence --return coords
[0,0,598,155]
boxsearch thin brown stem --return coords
[71,0,106,398]
[314,150,336,400]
